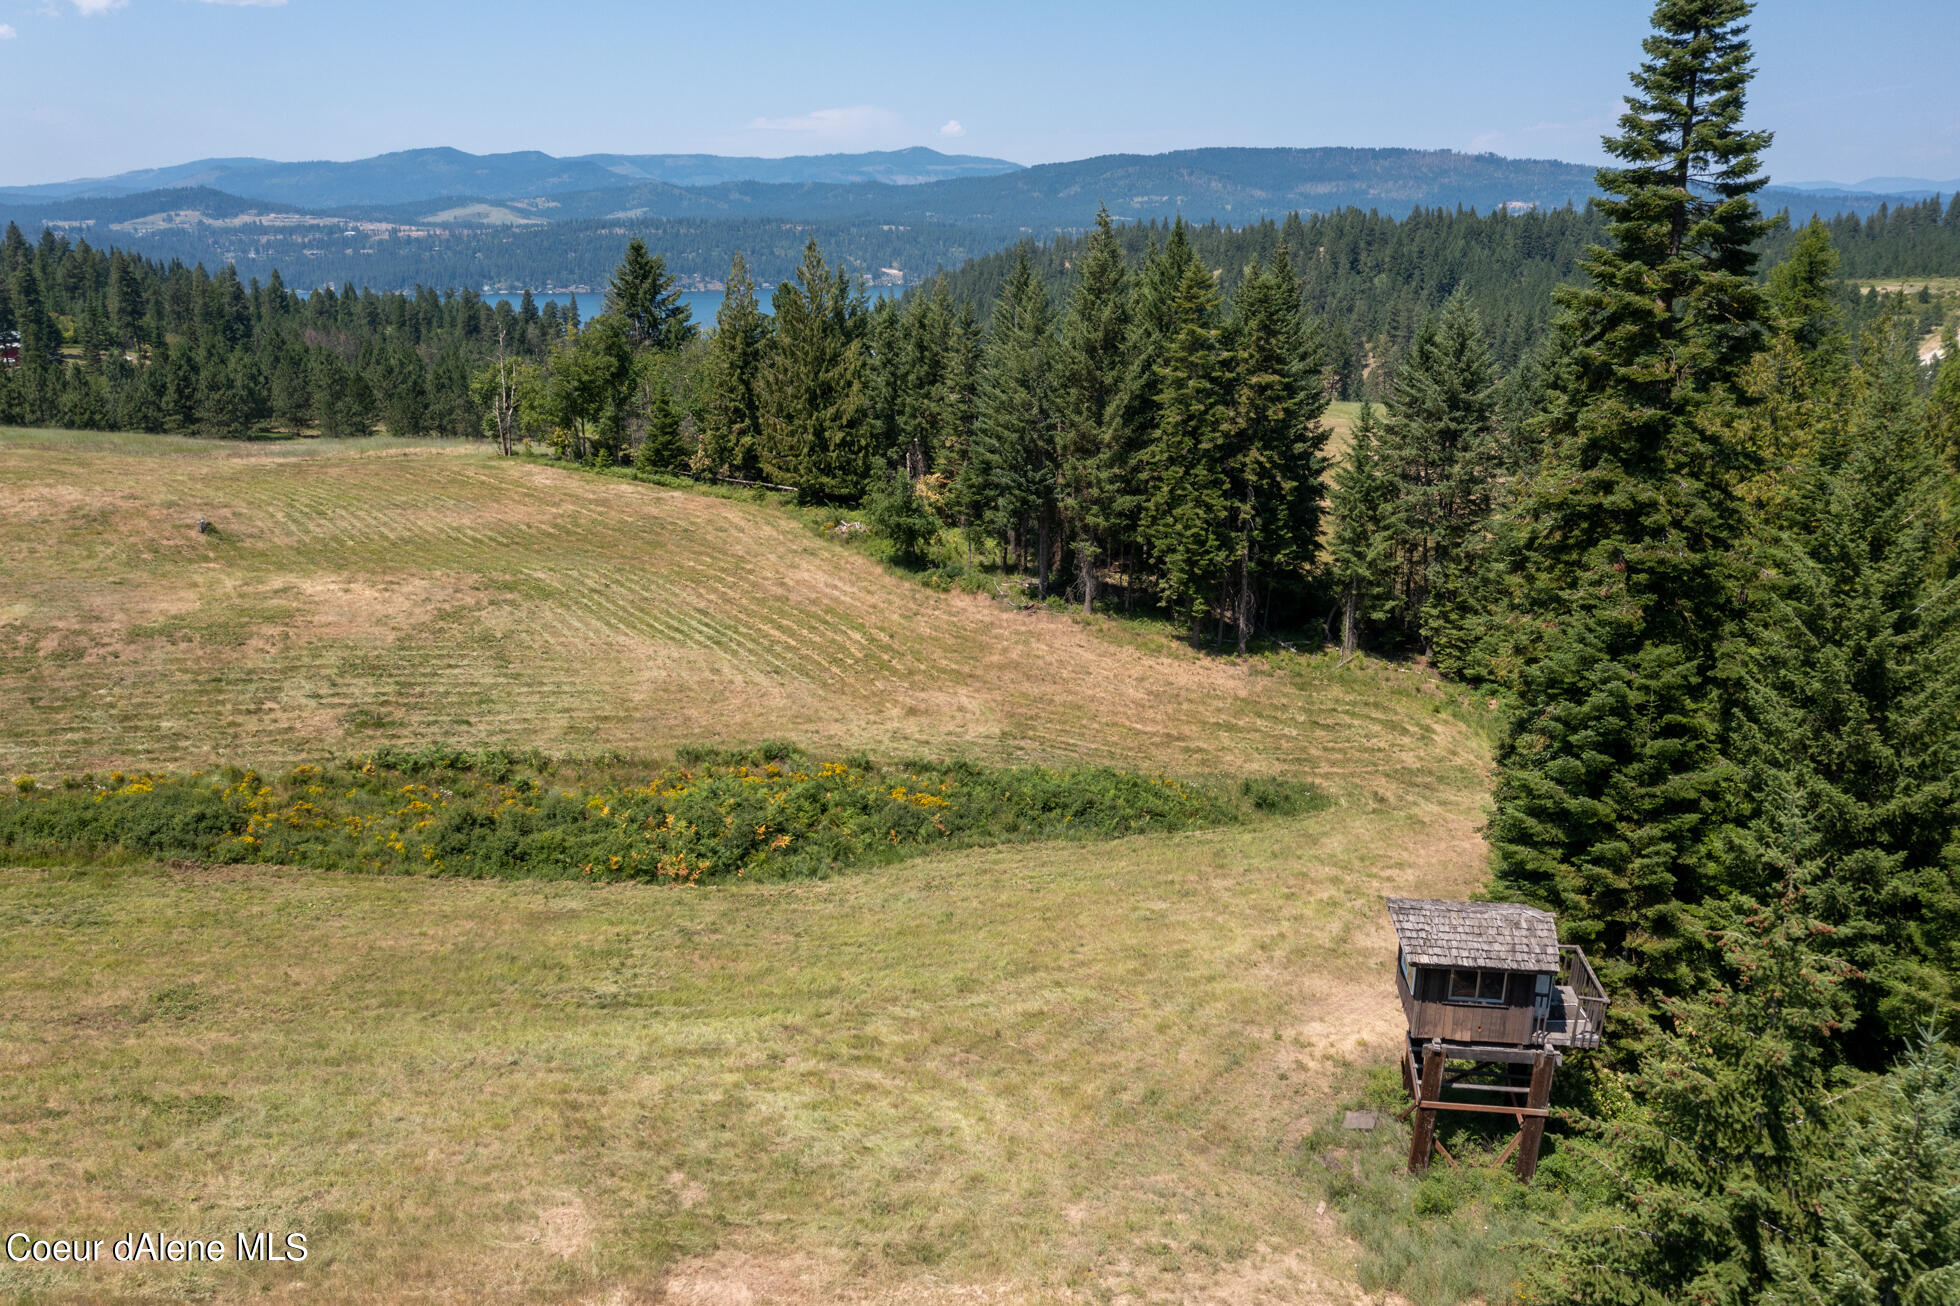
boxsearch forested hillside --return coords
[933,196,1960,387]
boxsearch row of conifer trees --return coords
[678,220,1330,648]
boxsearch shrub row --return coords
[1,745,1323,883]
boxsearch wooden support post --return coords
[1407,1040,1446,1175]
[1514,1050,1557,1182]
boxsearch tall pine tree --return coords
[1376,289,1501,660]
[1219,249,1328,651]
[695,253,769,480]
[1328,402,1398,658]
[759,240,871,502]
[968,246,1059,592]
[1138,249,1231,633]
[1055,208,1133,612]
[605,238,694,352]
[1490,0,1774,1008]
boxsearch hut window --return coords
[1447,969,1508,1004]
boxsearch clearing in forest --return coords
[0,430,1489,1304]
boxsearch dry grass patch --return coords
[0,433,1484,802]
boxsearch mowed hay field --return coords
[0,427,1468,797]
[0,431,1490,1304]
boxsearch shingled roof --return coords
[1385,897,1560,971]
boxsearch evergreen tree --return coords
[605,238,694,351]
[1138,251,1232,632]
[862,468,942,565]
[1765,217,1845,360]
[1054,208,1133,612]
[634,371,685,473]
[1115,221,1202,601]
[864,296,908,470]
[931,300,983,547]
[1729,320,1960,1052]
[968,246,1059,591]
[1376,289,1500,656]
[895,278,957,482]
[1328,402,1398,657]
[1767,1032,1960,1305]
[1490,0,1774,1007]
[758,239,871,501]
[10,261,61,373]
[1538,889,1854,1305]
[1219,249,1328,651]
[694,253,769,479]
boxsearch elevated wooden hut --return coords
[1384,897,1607,1179]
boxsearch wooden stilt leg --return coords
[1490,1122,1524,1170]
[1407,1040,1446,1175]
[1514,1050,1557,1182]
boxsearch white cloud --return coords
[61,0,284,12]
[746,105,904,142]
[0,22,15,36]
[937,119,966,139]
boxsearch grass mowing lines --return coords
[0,439,1488,799]
[553,565,804,676]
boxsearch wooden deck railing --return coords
[1557,944,1609,1046]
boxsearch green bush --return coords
[861,472,943,566]
[0,749,1323,883]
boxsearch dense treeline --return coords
[677,221,1331,644]
[936,206,1599,391]
[1812,193,1960,275]
[930,196,1960,397]
[0,221,721,441]
[0,222,512,436]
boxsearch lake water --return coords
[483,286,903,322]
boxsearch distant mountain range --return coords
[3,146,1938,238]
[0,146,1026,208]
[1784,176,1960,198]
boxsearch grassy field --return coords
[0,430,1492,1303]
[0,427,1477,797]
[1323,401,1362,463]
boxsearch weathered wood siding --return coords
[1403,967,1539,1045]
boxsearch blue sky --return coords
[1,0,1955,187]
